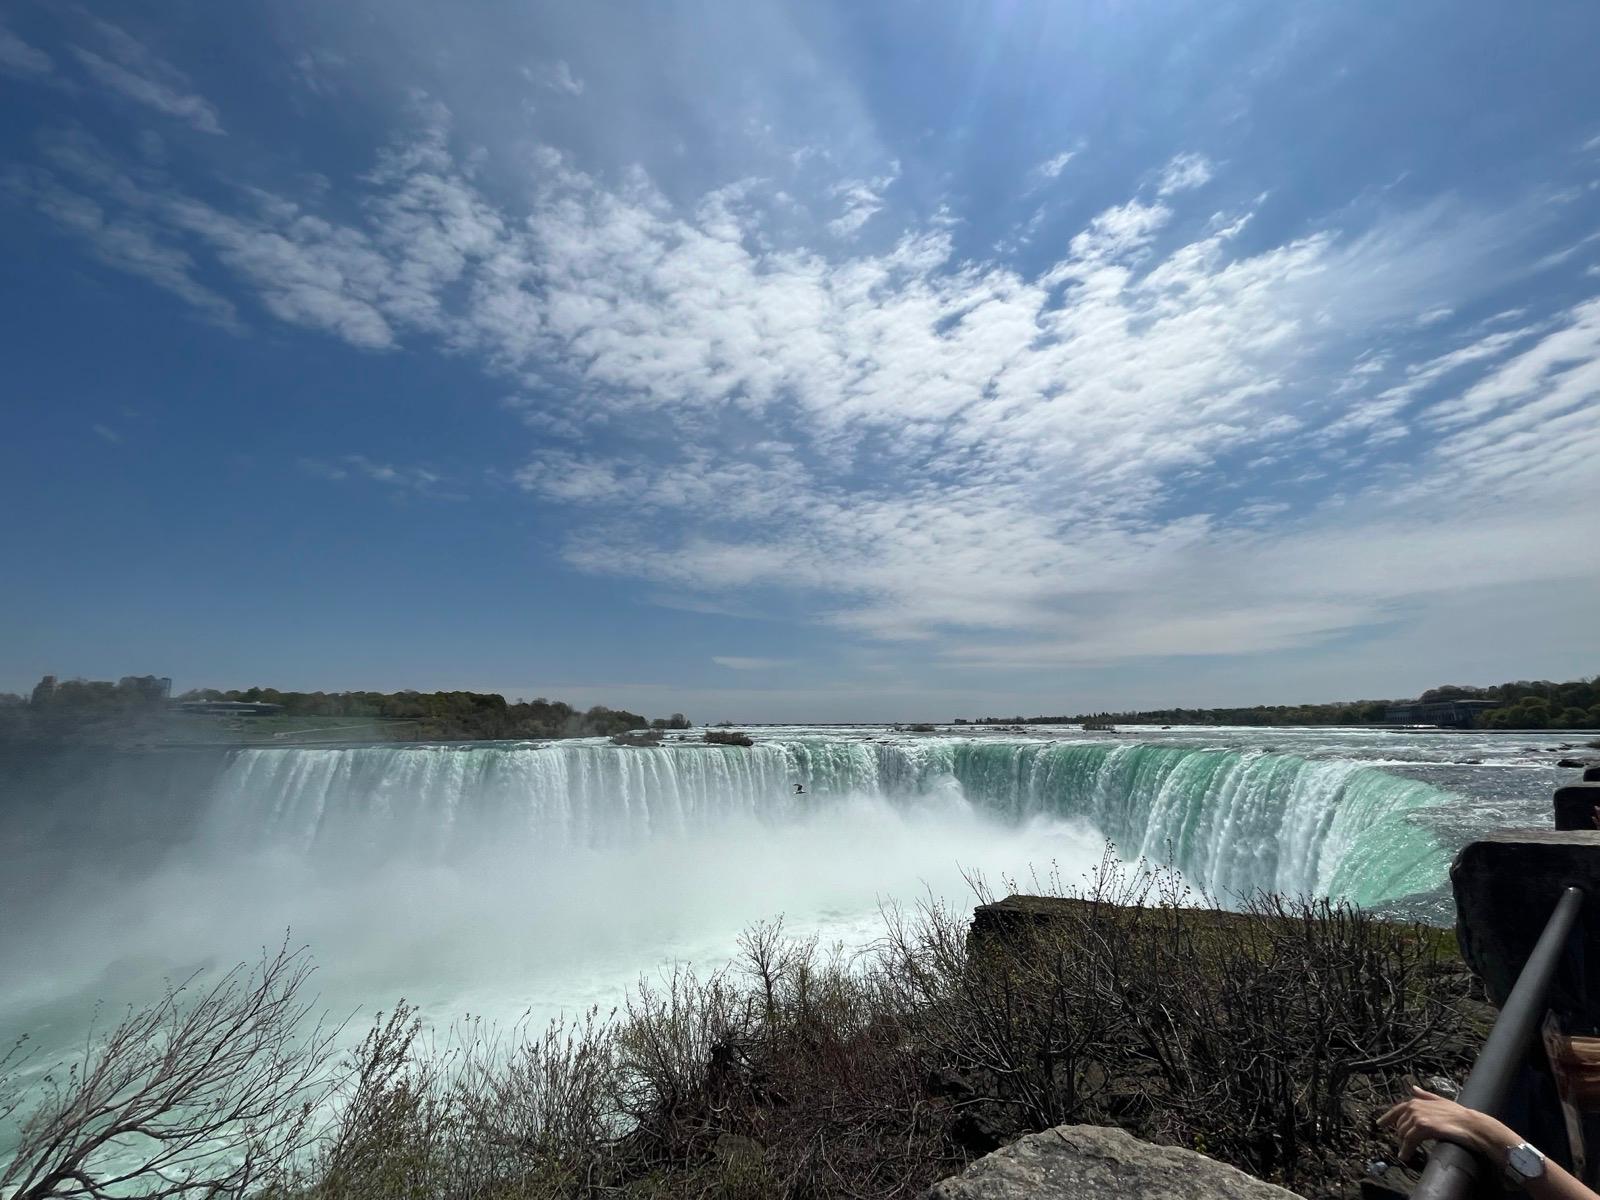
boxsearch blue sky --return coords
[3,1,1597,721]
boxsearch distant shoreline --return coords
[17,722,1593,755]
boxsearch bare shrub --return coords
[609,920,953,1198]
[307,1004,444,1199]
[611,964,750,1170]
[875,849,1470,1190]
[451,1007,617,1192]
[0,941,336,1200]
[2,873,1474,1200]
[303,1004,618,1200]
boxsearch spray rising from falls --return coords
[206,738,1451,905]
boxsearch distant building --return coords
[177,699,283,717]
[29,675,57,706]
[1384,698,1500,727]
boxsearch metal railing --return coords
[1411,885,1586,1200]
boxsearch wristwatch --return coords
[1504,1141,1547,1189]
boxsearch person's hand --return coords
[1378,1086,1515,1164]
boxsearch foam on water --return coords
[0,728,1481,1171]
[202,736,1452,904]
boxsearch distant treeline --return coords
[188,687,691,741]
[969,675,1600,730]
[0,676,691,742]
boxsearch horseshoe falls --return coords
[201,736,1449,904]
[11,724,1564,1087]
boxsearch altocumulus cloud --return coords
[9,93,1599,669]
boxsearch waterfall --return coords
[202,737,1451,905]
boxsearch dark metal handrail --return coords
[1412,885,1586,1200]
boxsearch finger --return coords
[1388,1118,1413,1153]
[1412,1086,1445,1101]
[1378,1102,1409,1128]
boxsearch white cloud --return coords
[711,656,794,670]
[0,18,53,77]
[523,60,584,96]
[1424,298,1600,431]
[1157,152,1214,195]
[1360,322,1544,415]
[1034,150,1076,179]
[72,21,224,134]
[7,166,241,329]
[164,198,397,346]
[293,49,346,96]
[826,163,899,237]
[91,423,122,443]
[301,455,452,496]
[1059,197,1170,264]
[22,112,1597,669]
[1530,228,1600,272]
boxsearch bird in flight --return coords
[794,783,806,794]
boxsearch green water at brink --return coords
[0,732,1461,1181]
[209,737,1453,905]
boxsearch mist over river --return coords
[0,724,1576,1115]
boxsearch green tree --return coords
[1510,697,1552,729]
[1554,707,1590,730]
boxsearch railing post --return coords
[1412,886,1586,1200]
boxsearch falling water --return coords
[0,729,1468,1171]
[203,736,1451,905]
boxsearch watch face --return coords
[1509,1144,1547,1180]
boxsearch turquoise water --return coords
[1,724,1574,1175]
[203,734,1454,904]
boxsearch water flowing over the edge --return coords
[204,737,1452,906]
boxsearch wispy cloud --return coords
[711,656,795,670]
[300,455,455,497]
[0,18,53,77]
[14,104,1595,668]
[72,20,223,134]
[1034,149,1077,180]
[90,423,122,443]
[6,162,241,329]
[523,60,584,97]
[292,48,346,97]
[1370,322,1544,414]
[1157,152,1214,195]
[827,163,899,237]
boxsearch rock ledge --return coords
[924,1124,1305,1200]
